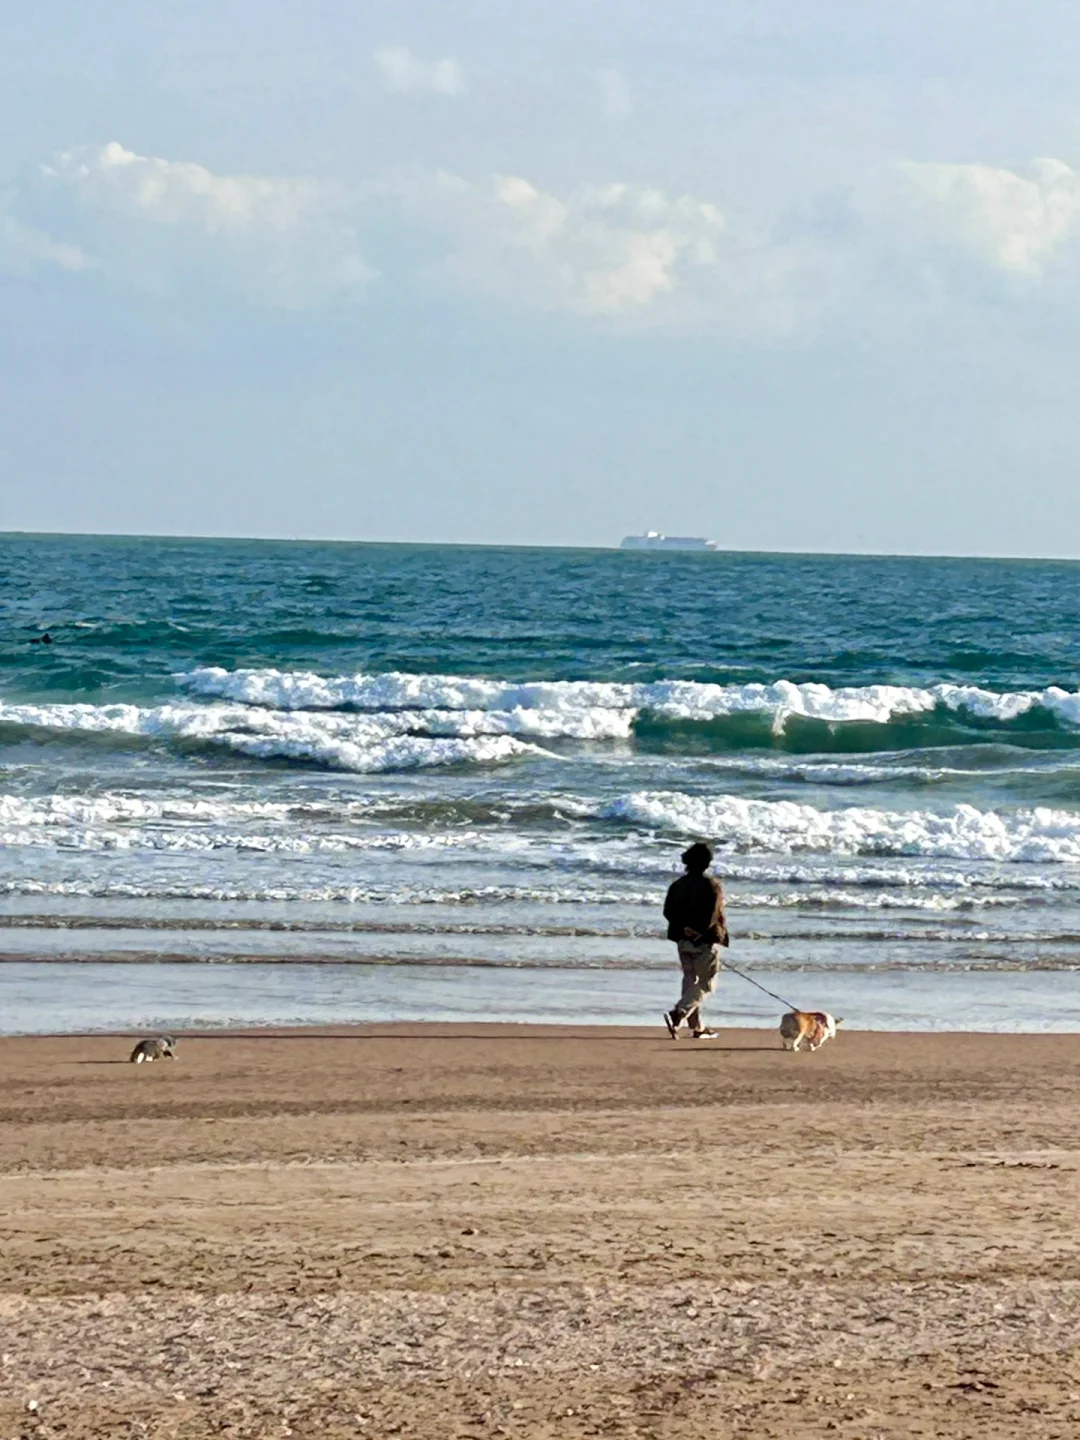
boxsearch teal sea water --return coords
[5,532,1080,1033]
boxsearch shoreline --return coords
[9,949,1080,967]
[9,956,1080,1035]
[5,1019,1080,1039]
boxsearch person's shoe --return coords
[691,1028,719,1040]
[663,1010,678,1039]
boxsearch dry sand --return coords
[3,1023,1080,1437]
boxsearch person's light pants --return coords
[673,939,720,1027]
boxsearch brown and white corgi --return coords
[779,1011,839,1052]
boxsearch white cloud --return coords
[21,136,1080,338]
[0,215,93,275]
[408,170,823,335]
[865,157,1080,278]
[32,142,375,308]
[596,66,633,118]
[45,142,321,233]
[10,142,826,334]
[431,172,723,315]
[374,45,468,97]
[410,154,1080,334]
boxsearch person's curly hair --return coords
[681,842,713,872]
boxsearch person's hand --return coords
[683,926,700,941]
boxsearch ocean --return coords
[4,532,1080,1034]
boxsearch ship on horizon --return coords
[620,531,719,552]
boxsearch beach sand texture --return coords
[3,1024,1080,1438]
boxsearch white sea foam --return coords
[0,820,488,854]
[0,788,503,852]
[712,859,1079,892]
[0,872,1057,913]
[180,666,638,716]
[737,888,1025,911]
[0,789,609,833]
[0,700,549,770]
[178,665,1080,732]
[0,793,295,828]
[0,872,1025,912]
[7,781,1080,879]
[0,877,663,906]
[654,755,971,785]
[219,729,540,772]
[7,674,1080,773]
[604,790,1080,864]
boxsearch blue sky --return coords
[3,0,1080,553]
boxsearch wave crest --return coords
[604,790,1080,864]
[0,699,546,772]
[9,667,1080,773]
[178,666,1080,741]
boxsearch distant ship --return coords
[620,531,719,552]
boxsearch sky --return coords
[3,0,1080,554]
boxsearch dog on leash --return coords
[779,1011,839,1052]
[129,1035,177,1064]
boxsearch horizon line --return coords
[1,527,1077,565]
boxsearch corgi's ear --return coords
[835,1017,845,1027]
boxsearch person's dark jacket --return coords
[663,872,729,946]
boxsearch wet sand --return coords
[3,1023,1080,1437]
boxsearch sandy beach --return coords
[3,1024,1080,1438]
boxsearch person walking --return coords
[662,842,729,1039]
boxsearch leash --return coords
[720,957,800,1013]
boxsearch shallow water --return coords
[8,961,1080,1035]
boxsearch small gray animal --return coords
[129,1035,177,1064]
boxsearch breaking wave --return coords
[165,666,1080,757]
[7,669,1080,773]
[0,882,658,909]
[0,876,1046,912]
[10,784,1080,872]
[180,666,1080,729]
[0,699,547,772]
[603,790,1080,864]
